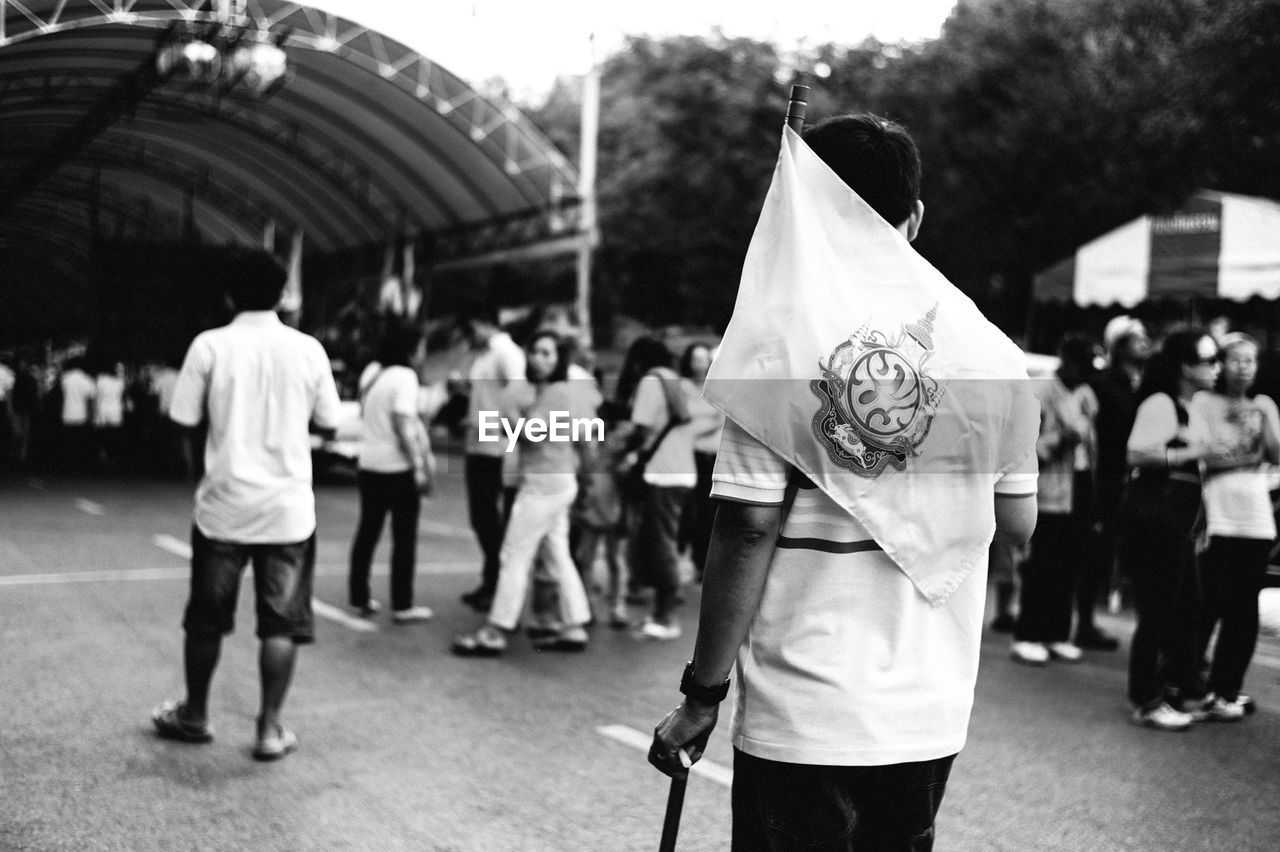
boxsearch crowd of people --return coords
[440,310,724,655]
[1000,315,1279,731]
[0,350,184,478]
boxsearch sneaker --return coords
[1240,694,1257,716]
[1010,641,1050,666]
[352,599,382,618]
[1129,702,1193,731]
[452,625,507,657]
[252,724,299,761]
[608,604,630,630]
[1194,693,1246,723]
[391,606,434,624]
[634,619,682,641]
[1075,628,1120,651]
[1047,642,1084,663]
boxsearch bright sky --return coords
[312,1,958,99]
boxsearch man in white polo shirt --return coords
[151,250,342,762]
[649,115,1039,849]
[458,306,525,612]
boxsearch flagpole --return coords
[785,84,810,132]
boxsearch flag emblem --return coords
[811,304,945,478]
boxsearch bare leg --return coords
[182,633,222,725]
[257,636,298,738]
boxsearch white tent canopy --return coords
[1034,190,1280,307]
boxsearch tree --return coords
[519,2,1280,335]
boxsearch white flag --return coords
[705,127,1038,605]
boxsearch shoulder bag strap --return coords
[358,366,388,416]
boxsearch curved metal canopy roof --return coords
[0,0,581,339]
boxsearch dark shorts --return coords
[183,526,317,644]
[731,749,956,851]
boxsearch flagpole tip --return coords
[785,85,810,133]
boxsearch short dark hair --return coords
[224,249,287,312]
[374,323,423,368]
[803,113,921,227]
[1058,335,1097,375]
[460,304,500,332]
[527,329,570,384]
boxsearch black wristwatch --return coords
[680,660,731,705]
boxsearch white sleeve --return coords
[1128,394,1178,454]
[310,342,343,430]
[391,369,419,417]
[709,419,790,504]
[630,374,666,430]
[168,338,210,427]
[497,342,526,384]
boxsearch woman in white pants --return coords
[453,330,594,656]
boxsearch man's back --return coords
[170,311,341,543]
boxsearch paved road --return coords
[2,468,1279,851]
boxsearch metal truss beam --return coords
[0,0,580,204]
[0,62,442,235]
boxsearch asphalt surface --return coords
[2,464,1280,851]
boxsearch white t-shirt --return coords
[1193,393,1279,540]
[357,362,422,473]
[60,369,96,425]
[0,364,13,402]
[464,332,526,456]
[169,311,342,543]
[683,377,725,457]
[712,419,1037,766]
[152,367,179,416]
[1126,392,1209,481]
[631,370,697,489]
[94,374,126,427]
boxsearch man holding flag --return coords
[649,114,1039,849]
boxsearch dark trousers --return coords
[1075,472,1112,633]
[731,749,955,851]
[349,470,421,612]
[630,484,689,623]
[465,454,506,593]
[1015,512,1082,643]
[1199,536,1271,701]
[1124,481,1202,709]
[679,451,718,577]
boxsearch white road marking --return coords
[311,598,378,632]
[152,534,193,559]
[419,520,474,540]
[74,498,105,516]
[596,724,733,788]
[0,567,188,585]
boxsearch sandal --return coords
[151,699,213,743]
[452,626,507,657]
[252,724,298,762]
[531,625,588,653]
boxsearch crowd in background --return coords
[7,310,1280,687]
[442,311,723,656]
[0,351,184,478]
[994,315,1280,731]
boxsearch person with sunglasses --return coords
[1123,329,1219,730]
[1185,333,1280,721]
